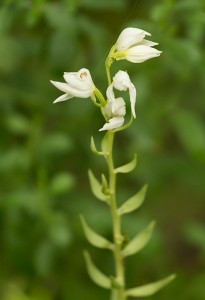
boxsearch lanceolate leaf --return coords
[84,251,111,289]
[88,169,108,202]
[80,215,113,250]
[126,274,176,297]
[122,221,155,257]
[114,154,137,174]
[90,136,104,155]
[118,184,148,215]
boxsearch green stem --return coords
[106,131,126,300]
[94,88,107,106]
[105,57,112,86]
[105,44,117,85]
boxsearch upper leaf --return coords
[126,274,176,297]
[80,215,113,250]
[118,184,147,215]
[88,169,109,202]
[84,251,111,289]
[114,154,137,174]
[122,221,155,257]
[90,136,104,155]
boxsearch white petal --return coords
[63,73,85,89]
[140,39,159,47]
[112,97,126,116]
[64,87,93,98]
[56,84,93,98]
[99,116,125,131]
[104,84,126,120]
[77,68,94,84]
[50,80,71,93]
[53,93,73,104]
[113,71,136,118]
[113,71,130,91]
[125,45,162,63]
[117,27,151,51]
[104,100,113,119]
[106,84,115,101]
[64,68,95,91]
[129,83,136,118]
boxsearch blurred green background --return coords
[0,0,205,299]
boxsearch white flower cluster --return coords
[51,28,161,131]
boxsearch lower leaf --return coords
[80,215,113,250]
[126,274,176,297]
[84,251,111,289]
[122,221,155,257]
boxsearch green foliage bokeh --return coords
[0,0,205,299]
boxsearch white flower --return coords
[113,70,136,118]
[100,70,136,131]
[50,68,95,103]
[113,27,161,63]
[99,84,126,131]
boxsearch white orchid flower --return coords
[100,96,126,131]
[113,70,136,118]
[100,70,136,131]
[112,27,161,63]
[50,68,95,103]
[99,85,126,131]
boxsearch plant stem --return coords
[105,57,112,86]
[106,131,126,300]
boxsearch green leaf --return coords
[84,251,111,289]
[114,154,137,174]
[122,221,155,257]
[118,184,147,215]
[80,215,113,250]
[90,136,104,155]
[101,173,109,195]
[88,170,108,202]
[126,274,176,297]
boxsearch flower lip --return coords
[99,116,125,131]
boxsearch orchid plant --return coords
[51,27,175,300]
